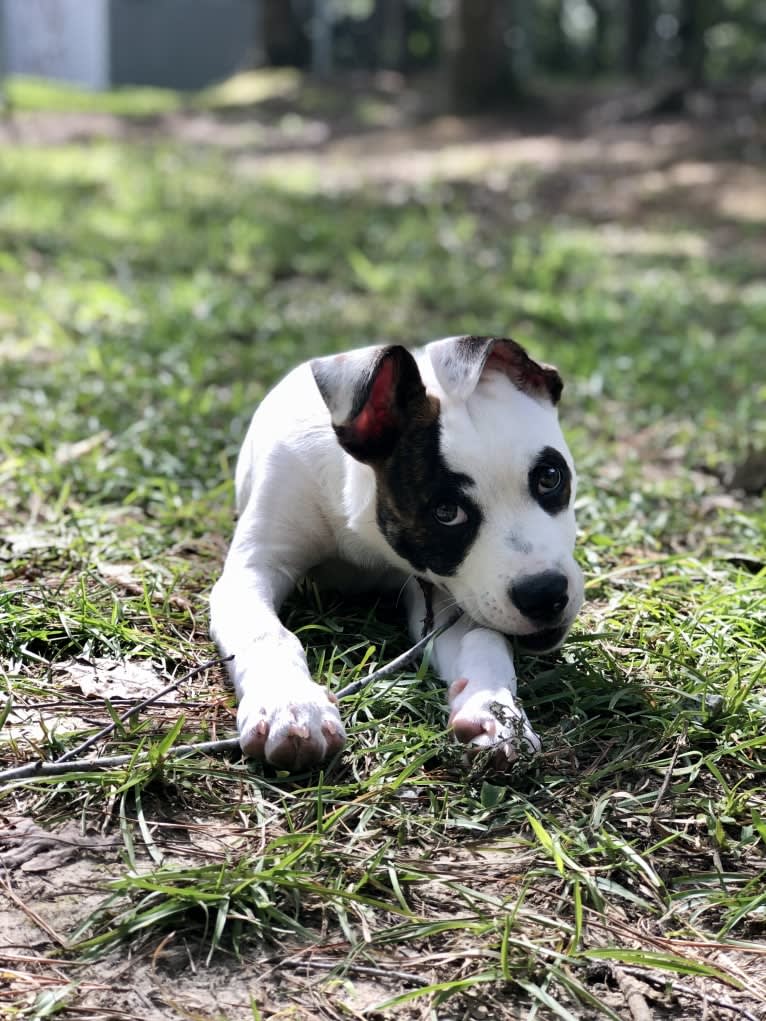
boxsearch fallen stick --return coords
[334,609,462,699]
[0,609,462,784]
[55,656,233,763]
[619,964,760,1021]
[613,966,652,1021]
[0,737,243,783]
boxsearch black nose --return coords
[510,571,569,623]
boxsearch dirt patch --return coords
[0,825,421,1020]
[2,816,765,1020]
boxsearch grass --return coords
[4,70,302,116]
[1,75,765,1019]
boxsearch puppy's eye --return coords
[536,465,562,495]
[433,503,468,526]
[530,447,570,515]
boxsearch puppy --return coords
[210,336,583,770]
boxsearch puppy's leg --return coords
[211,495,345,770]
[405,583,540,764]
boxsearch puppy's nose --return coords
[510,571,569,623]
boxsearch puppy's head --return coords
[311,336,583,652]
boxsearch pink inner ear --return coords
[352,355,397,440]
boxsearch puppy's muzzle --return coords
[510,570,569,625]
[517,625,568,653]
[508,570,572,653]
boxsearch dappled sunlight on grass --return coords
[6,74,183,116]
[195,68,303,110]
[7,69,303,117]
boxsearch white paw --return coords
[448,679,541,766]
[237,681,346,770]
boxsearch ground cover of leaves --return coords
[1,73,765,1020]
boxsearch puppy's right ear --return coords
[311,345,432,463]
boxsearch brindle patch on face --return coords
[374,399,483,576]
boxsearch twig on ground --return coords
[278,954,424,987]
[2,875,68,947]
[0,609,463,783]
[0,952,85,967]
[55,656,232,763]
[613,966,653,1021]
[334,609,462,700]
[0,737,242,783]
[620,965,760,1021]
[650,728,686,828]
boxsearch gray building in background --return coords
[2,0,259,91]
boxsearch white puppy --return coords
[210,336,583,770]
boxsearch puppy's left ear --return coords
[427,335,562,405]
[311,345,434,463]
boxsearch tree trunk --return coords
[590,0,610,74]
[447,0,517,113]
[261,0,310,68]
[312,0,333,76]
[379,0,406,70]
[549,0,570,73]
[679,0,712,87]
[624,0,652,77]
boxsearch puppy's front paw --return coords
[448,679,540,766]
[237,681,346,770]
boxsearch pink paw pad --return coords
[449,709,498,744]
[237,685,347,770]
[446,681,541,765]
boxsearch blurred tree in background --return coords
[258,0,766,111]
[446,0,520,111]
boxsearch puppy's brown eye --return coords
[433,503,468,526]
[537,466,562,495]
[530,447,570,515]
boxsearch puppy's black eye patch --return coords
[529,447,571,514]
[373,410,483,577]
[377,467,482,576]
